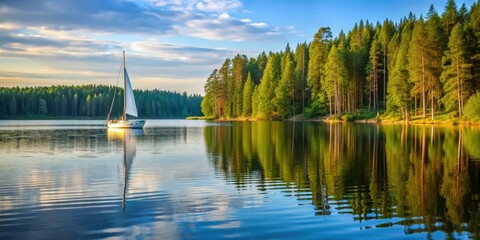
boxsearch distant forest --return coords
[0,85,203,119]
[201,0,480,121]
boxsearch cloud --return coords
[250,22,267,28]
[0,0,178,34]
[130,39,234,63]
[0,0,282,41]
[0,0,293,94]
[194,0,242,12]
[0,32,238,94]
[0,27,121,59]
[178,13,281,41]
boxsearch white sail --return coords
[107,51,145,129]
[124,68,138,117]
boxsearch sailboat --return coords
[107,51,146,129]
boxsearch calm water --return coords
[0,120,479,239]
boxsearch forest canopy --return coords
[0,85,202,119]
[201,0,480,121]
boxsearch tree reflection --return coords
[203,121,480,237]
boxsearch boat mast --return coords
[123,51,127,121]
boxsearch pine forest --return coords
[0,85,202,119]
[201,0,480,121]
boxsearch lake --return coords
[0,120,479,239]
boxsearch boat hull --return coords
[107,119,145,129]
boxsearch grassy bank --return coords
[185,116,208,120]
[198,110,480,126]
[375,111,480,125]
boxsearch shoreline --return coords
[200,116,480,126]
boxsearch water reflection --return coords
[1,120,479,239]
[203,122,480,238]
[107,129,144,212]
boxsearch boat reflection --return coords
[107,128,144,211]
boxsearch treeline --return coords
[201,0,480,120]
[0,85,202,119]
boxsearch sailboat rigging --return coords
[107,51,146,129]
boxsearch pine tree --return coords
[251,85,260,117]
[72,93,78,117]
[257,52,268,82]
[324,44,346,115]
[256,53,280,119]
[458,3,468,24]
[201,69,219,118]
[347,23,370,110]
[8,94,17,115]
[275,55,295,118]
[86,94,92,117]
[294,42,308,116]
[378,19,396,109]
[39,98,48,116]
[442,0,459,35]
[336,30,353,113]
[308,27,332,105]
[387,22,413,120]
[280,43,292,77]
[242,72,254,117]
[426,5,446,120]
[232,54,247,117]
[440,23,472,117]
[468,1,480,92]
[218,59,231,117]
[408,18,428,118]
[367,37,382,111]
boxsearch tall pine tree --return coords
[242,72,254,117]
[275,54,295,118]
[308,27,332,109]
[440,23,472,117]
[387,22,413,120]
[256,53,280,119]
[324,44,346,115]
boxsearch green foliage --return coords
[463,92,480,121]
[232,54,247,117]
[341,114,355,122]
[293,42,309,115]
[220,59,233,118]
[367,37,382,111]
[324,44,346,115]
[201,2,480,121]
[274,54,295,119]
[201,69,219,118]
[39,98,47,116]
[0,85,202,119]
[442,0,459,35]
[440,23,472,117]
[242,72,254,117]
[308,27,332,103]
[408,19,427,116]
[185,116,206,120]
[387,21,413,120]
[251,85,260,117]
[256,53,280,119]
[304,94,327,118]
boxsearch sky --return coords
[0,0,476,95]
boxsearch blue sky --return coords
[0,0,476,94]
